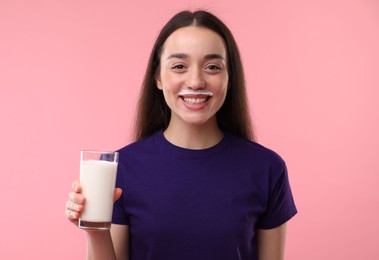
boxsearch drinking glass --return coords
[78,150,118,230]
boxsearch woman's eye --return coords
[171,64,186,70]
[206,65,221,71]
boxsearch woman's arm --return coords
[111,224,130,260]
[86,230,117,260]
[86,224,129,260]
[65,180,128,260]
[257,223,287,260]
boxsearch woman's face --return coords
[156,26,229,128]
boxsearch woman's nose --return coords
[186,68,205,89]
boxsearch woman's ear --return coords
[156,76,163,90]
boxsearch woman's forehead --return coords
[161,26,227,58]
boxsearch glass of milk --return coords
[78,150,118,230]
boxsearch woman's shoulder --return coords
[117,131,161,156]
[226,132,286,166]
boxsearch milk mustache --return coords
[80,160,118,222]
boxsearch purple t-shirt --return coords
[112,131,297,259]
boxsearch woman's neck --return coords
[163,119,223,150]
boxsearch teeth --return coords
[183,97,207,104]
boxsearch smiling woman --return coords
[65,10,297,260]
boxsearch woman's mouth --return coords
[178,90,213,105]
[182,96,209,105]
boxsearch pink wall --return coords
[1,0,378,259]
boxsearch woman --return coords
[65,10,297,260]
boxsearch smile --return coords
[178,89,213,106]
[182,97,209,105]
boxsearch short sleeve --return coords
[257,161,297,229]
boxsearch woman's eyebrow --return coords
[167,53,188,60]
[166,53,225,61]
[204,53,226,61]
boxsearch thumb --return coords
[114,188,123,202]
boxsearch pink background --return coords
[1,0,378,259]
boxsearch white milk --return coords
[80,160,118,222]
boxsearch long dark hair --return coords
[134,10,254,141]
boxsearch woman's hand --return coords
[65,180,122,227]
[65,180,85,226]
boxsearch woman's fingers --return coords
[66,199,84,213]
[65,202,80,220]
[69,191,85,205]
[71,180,82,193]
[65,180,85,223]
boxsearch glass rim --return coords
[80,150,118,154]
